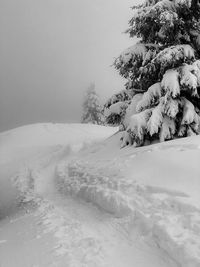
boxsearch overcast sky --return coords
[0,0,138,132]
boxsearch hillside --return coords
[0,123,200,267]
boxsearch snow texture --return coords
[1,123,200,267]
[55,131,200,267]
[161,69,180,97]
[136,83,162,112]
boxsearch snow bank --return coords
[56,133,200,266]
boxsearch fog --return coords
[0,0,137,132]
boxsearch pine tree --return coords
[105,0,200,147]
[82,83,104,125]
[104,90,134,126]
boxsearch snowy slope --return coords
[57,133,200,267]
[1,123,200,267]
[0,123,117,164]
[0,123,118,267]
[0,123,117,218]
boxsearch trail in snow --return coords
[32,159,176,267]
[6,138,176,267]
[0,123,119,267]
[53,132,200,267]
[2,123,200,267]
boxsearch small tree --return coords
[82,83,104,125]
[105,0,200,147]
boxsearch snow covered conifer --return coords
[103,90,133,126]
[106,0,200,146]
[82,83,104,125]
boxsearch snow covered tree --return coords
[104,90,134,126]
[105,0,200,147]
[82,83,104,125]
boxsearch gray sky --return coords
[0,0,136,132]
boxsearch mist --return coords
[0,0,136,132]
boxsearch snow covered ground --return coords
[1,123,200,267]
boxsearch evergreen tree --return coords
[82,83,104,125]
[105,0,200,147]
[104,90,134,126]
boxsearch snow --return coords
[136,82,162,112]
[120,43,147,64]
[175,0,192,8]
[164,98,179,118]
[193,60,200,86]
[123,94,143,128]
[104,90,133,109]
[105,101,127,116]
[159,10,178,27]
[0,123,117,219]
[118,43,158,67]
[180,64,198,95]
[181,98,200,128]
[182,44,195,59]
[147,100,164,135]
[153,0,176,11]
[159,116,176,141]
[161,69,180,97]
[127,109,152,143]
[1,122,200,266]
[153,45,195,68]
[60,132,200,266]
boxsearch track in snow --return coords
[0,140,178,267]
[2,124,200,267]
[25,156,177,267]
